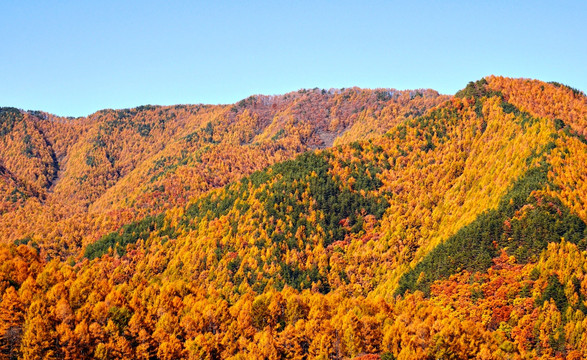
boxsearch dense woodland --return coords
[0,77,586,359]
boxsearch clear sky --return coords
[1,1,585,117]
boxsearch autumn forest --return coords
[1,76,586,359]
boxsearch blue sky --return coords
[1,1,585,117]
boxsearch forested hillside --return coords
[1,77,586,359]
[0,88,446,258]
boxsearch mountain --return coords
[0,77,586,359]
[0,88,446,258]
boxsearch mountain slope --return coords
[0,77,586,359]
[0,88,447,257]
